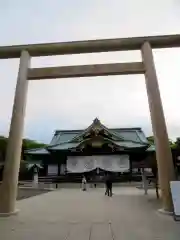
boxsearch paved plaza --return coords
[0,187,180,239]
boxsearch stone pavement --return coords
[0,187,180,239]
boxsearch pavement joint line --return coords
[109,222,116,240]
[89,224,93,240]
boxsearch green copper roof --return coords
[110,129,148,144]
[146,145,155,151]
[113,141,147,148]
[26,119,149,155]
[25,148,49,155]
[50,124,148,146]
[49,131,81,146]
[49,142,79,150]
[48,140,146,151]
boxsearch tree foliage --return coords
[22,138,46,150]
[147,135,178,149]
[147,136,155,145]
[0,136,46,162]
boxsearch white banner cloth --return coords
[48,165,58,175]
[67,155,129,173]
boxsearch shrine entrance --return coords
[0,34,178,216]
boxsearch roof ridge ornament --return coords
[93,117,100,124]
[92,118,102,136]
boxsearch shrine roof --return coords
[113,141,147,148]
[146,145,155,151]
[25,148,49,155]
[26,119,149,154]
[49,127,148,146]
[48,140,147,151]
[48,142,79,151]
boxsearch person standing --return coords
[82,175,87,191]
[105,174,112,197]
[105,174,108,195]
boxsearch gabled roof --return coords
[26,118,149,154]
[49,118,148,146]
[70,118,124,142]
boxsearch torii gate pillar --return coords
[141,42,175,212]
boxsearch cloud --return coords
[0,0,180,142]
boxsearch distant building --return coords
[25,118,155,181]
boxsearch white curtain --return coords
[67,156,95,173]
[67,155,129,173]
[48,165,58,175]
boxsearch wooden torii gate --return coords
[0,34,179,216]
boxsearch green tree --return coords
[147,135,176,148]
[172,138,180,149]
[147,136,155,145]
[0,136,46,162]
[22,138,46,150]
[0,136,8,161]
[21,139,46,159]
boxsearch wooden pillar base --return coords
[0,209,19,217]
[158,208,173,216]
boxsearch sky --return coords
[0,0,180,143]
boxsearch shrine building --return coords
[25,118,154,182]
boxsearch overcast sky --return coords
[0,0,180,143]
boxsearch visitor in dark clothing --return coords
[105,174,112,197]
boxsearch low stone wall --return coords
[36,181,147,189]
[18,181,155,189]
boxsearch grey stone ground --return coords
[17,187,51,200]
[0,187,180,239]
